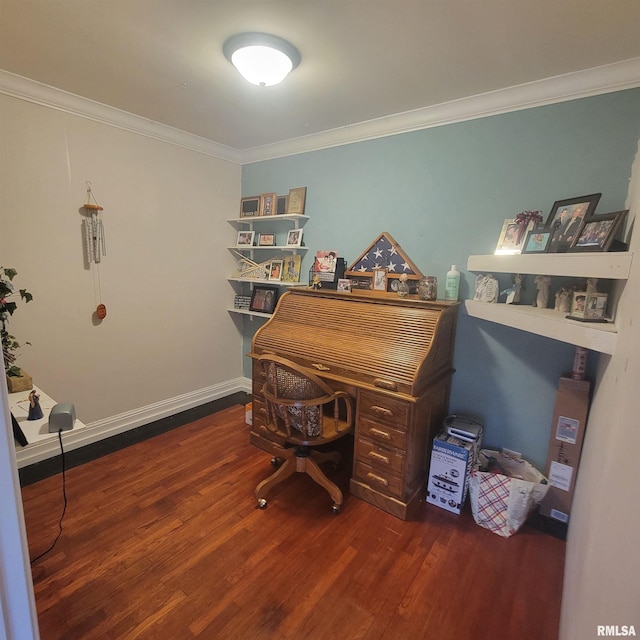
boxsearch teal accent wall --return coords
[241,89,640,469]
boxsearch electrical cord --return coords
[30,429,67,565]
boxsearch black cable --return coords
[30,429,67,565]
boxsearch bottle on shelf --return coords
[444,265,460,301]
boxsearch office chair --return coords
[255,354,354,513]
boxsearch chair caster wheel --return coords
[257,499,268,509]
[331,504,341,514]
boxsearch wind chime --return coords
[82,182,107,320]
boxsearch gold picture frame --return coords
[259,192,277,216]
[286,187,307,214]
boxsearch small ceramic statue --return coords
[554,287,573,313]
[586,278,599,294]
[27,389,44,420]
[474,274,499,303]
[533,275,551,308]
[397,273,410,297]
[500,273,523,304]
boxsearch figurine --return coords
[554,287,573,313]
[500,273,523,304]
[533,275,551,308]
[586,278,599,294]
[311,274,322,289]
[397,273,410,297]
[474,274,499,303]
[27,389,44,420]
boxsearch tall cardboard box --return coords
[539,377,591,523]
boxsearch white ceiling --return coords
[1,0,640,154]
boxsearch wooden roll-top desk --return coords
[249,288,459,520]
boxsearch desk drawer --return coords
[359,417,407,450]
[353,459,404,499]
[359,391,410,428]
[357,437,405,476]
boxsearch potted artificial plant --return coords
[1,267,34,392]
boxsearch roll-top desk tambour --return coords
[249,288,459,520]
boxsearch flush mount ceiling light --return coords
[223,32,301,86]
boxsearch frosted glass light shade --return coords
[223,33,301,86]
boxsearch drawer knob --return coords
[368,451,390,465]
[366,472,389,487]
[371,405,393,418]
[369,427,391,440]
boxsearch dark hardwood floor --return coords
[21,403,565,640]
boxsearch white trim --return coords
[0,70,243,165]
[242,57,640,162]
[2,58,640,164]
[15,376,252,468]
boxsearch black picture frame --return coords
[522,228,553,254]
[240,196,260,218]
[249,286,278,314]
[569,210,628,252]
[545,193,601,253]
[276,195,288,215]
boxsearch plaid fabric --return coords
[471,471,512,535]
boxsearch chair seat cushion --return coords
[276,403,321,437]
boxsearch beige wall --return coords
[560,142,640,638]
[0,94,243,426]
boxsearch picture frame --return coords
[286,187,307,215]
[249,285,278,314]
[257,233,276,247]
[313,250,338,273]
[545,193,601,252]
[494,218,533,255]
[276,195,288,215]
[569,210,628,252]
[236,230,255,246]
[285,228,303,247]
[268,259,283,281]
[281,255,302,282]
[239,196,260,218]
[337,279,352,292]
[372,268,388,291]
[522,228,553,254]
[259,192,278,216]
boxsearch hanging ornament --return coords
[82,182,107,320]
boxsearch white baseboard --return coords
[15,376,252,468]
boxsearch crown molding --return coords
[0,70,243,164]
[241,57,640,164]
[2,58,639,166]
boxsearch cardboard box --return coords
[539,377,591,523]
[245,402,252,426]
[426,431,478,514]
